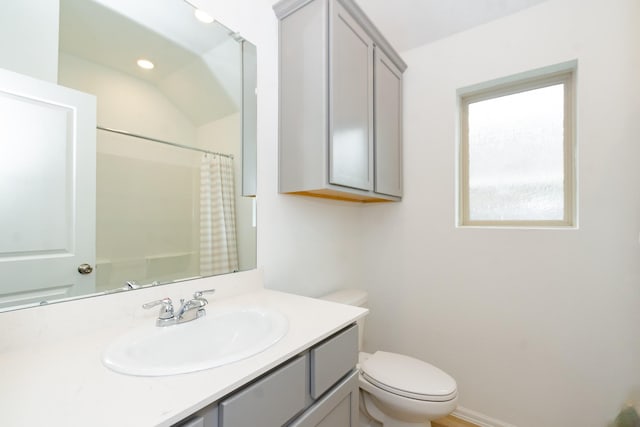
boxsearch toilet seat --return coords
[360,351,457,402]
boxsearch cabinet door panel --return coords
[288,370,359,427]
[278,0,329,193]
[310,324,358,399]
[329,0,373,191]
[374,48,403,197]
[220,355,308,426]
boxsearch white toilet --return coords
[321,290,458,427]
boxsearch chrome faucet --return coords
[143,289,216,327]
[142,297,176,327]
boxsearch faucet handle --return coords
[142,297,174,320]
[124,280,139,290]
[193,289,216,299]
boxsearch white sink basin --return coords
[102,306,288,376]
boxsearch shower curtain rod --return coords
[97,126,233,159]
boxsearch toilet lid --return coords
[360,351,457,402]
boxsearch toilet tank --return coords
[320,289,368,351]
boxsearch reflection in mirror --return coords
[0,0,256,311]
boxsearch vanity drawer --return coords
[309,324,358,399]
[219,354,308,426]
[175,416,205,427]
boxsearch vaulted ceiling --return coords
[59,0,242,126]
[354,0,549,52]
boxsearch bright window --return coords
[459,71,575,226]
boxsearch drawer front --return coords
[220,354,308,427]
[310,324,358,399]
[175,416,204,427]
[175,403,218,427]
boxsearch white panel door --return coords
[0,68,96,309]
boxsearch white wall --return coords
[194,0,366,297]
[360,0,640,426]
[0,0,59,82]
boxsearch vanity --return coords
[177,325,359,427]
[0,270,367,426]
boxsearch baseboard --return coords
[453,406,517,427]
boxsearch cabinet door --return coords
[310,325,358,399]
[374,47,403,197]
[329,0,374,191]
[288,370,359,427]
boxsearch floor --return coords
[432,415,480,427]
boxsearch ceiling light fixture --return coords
[194,8,214,24]
[137,59,155,70]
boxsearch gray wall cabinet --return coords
[274,0,407,203]
[173,324,359,427]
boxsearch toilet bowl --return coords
[321,290,458,427]
[358,351,457,427]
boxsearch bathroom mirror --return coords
[0,0,257,311]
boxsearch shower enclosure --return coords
[95,127,243,292]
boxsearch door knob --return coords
[78,263,94,274]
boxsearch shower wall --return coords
[58,52,249,292]
[95,137,201,291]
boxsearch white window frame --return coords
[459,69,576,227]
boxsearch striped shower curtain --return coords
[199,154,239,276]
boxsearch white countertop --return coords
[0,285,367,426]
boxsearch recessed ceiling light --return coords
[137,59,154,70]
[194,9,214,24]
